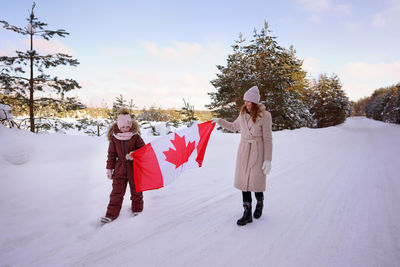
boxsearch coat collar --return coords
[241,112,254,137]
[241,104,266,135]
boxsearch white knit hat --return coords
[243,86,260,104]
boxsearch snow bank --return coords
[0,104,13,120]
[0,125,33,165]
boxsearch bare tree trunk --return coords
[29,29,34,132]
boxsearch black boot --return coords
[237,202,252,226]
[254,197,264,219]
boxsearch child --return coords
[101,108,145,224]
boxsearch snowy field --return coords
[1,117,399,267]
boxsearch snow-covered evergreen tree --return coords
[382,85,400,124]
[208,22,313,130]
[207,34,255,121]
[365,83,400,124]
[308,74,351,128]
[263,89,315,130]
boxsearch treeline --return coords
[5,103,212,122]
[352,83,400,124]
[0,93,211,135]
[207,22,352,130]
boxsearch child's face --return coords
[120,126,131,133]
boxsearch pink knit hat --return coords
[243,86,260,104]
[117,114,132,130]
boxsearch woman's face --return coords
[120,126,131,133]
[245,101,253,111]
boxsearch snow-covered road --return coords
[1,117,399,267]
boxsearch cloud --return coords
[143,41,207,62]
[296,58,399,101]
[74,67,215,110]
[371,0,400,27]
[302,57,321,76]
[340,61,400,81]
[69,40,228,109]
[296,0,352,21]
[296,0,331,13]
[0,40,19,56]
[94,40,227,72]
[372,13,386,27]
[341,83,376,101]
[119,69,213,109]
[0,37,75,60]
[22,39,74,55]
[335,4,351,15]
[96,44,134,57]
[339,60,400,100]
[1,38,74,56]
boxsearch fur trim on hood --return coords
[107,120,140,141]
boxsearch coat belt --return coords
[240,136,263,169]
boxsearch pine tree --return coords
[309,74,351,127]
[352,97,370,116]
[382,84,400,123]
[365,83,400,124]
[263,89,314,130]
[208,22,313,130]
[248,23,312,130]
[365,87,389,121]
[108,94,136,120]
[286,45,310,97]
[206,34,255,121]
[180,98,198,127]
[0,2,81,132]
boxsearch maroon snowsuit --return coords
[105,122,145,220]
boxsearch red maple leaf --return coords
[163,133,196,169]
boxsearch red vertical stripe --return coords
[196,121,215,167]
[132,143,163,192]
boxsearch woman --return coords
[213,86,273,226]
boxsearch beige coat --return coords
[218,105,272,192]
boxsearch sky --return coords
[1,0,399,110]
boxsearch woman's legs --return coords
[242,191,252,202]
[242,191,263,202]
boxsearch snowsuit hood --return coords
[107,120,139,141]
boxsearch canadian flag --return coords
[131,121,215,192]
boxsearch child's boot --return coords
[100,217,113,224]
